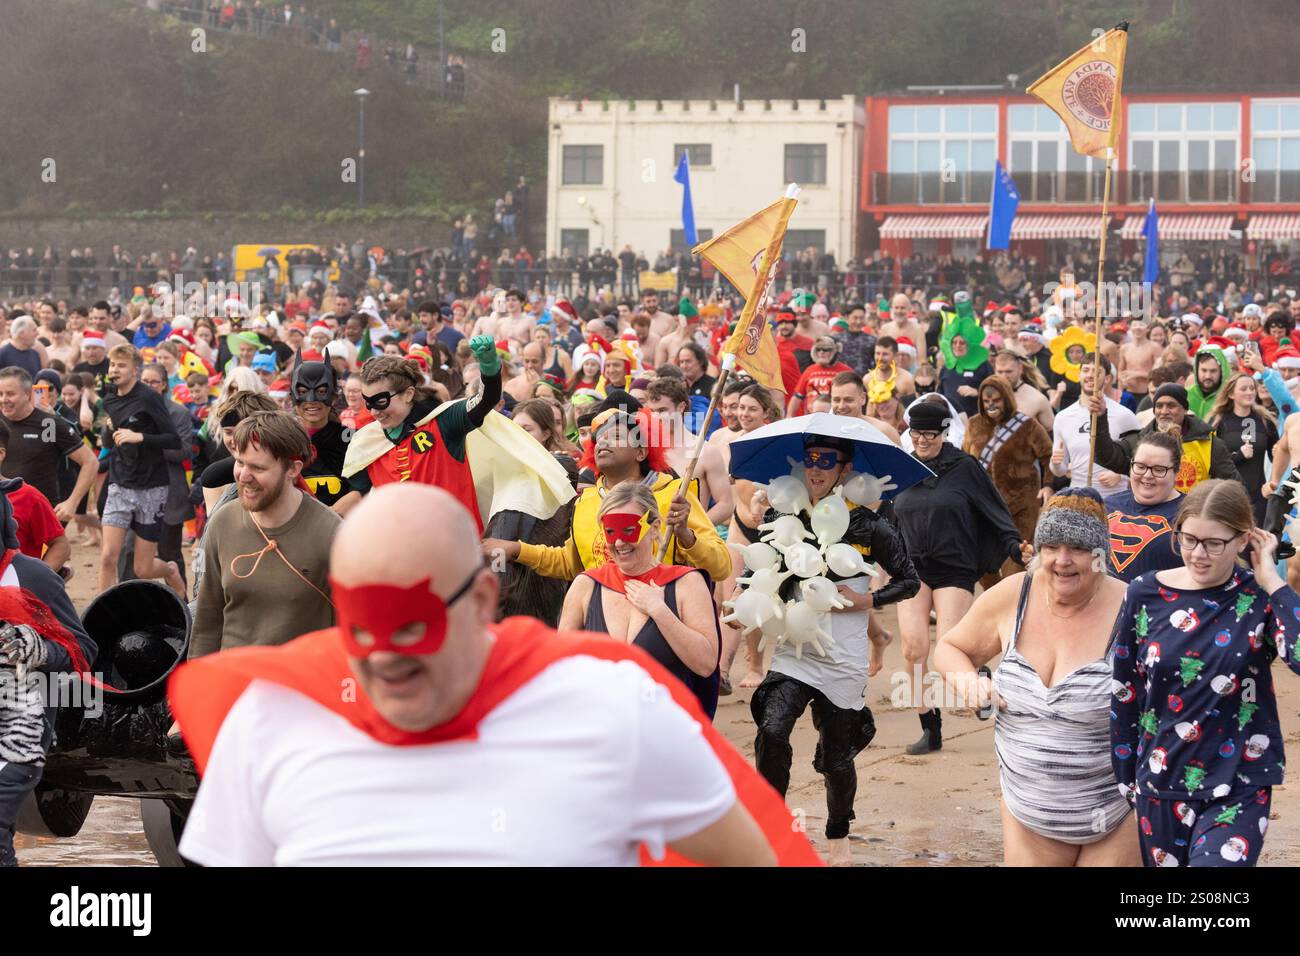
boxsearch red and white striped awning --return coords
[1009,214,1106,240]
[1120,213,1235,241]
[878,214,987,239]
[1246,213,1300,241]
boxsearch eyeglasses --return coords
[909,429,942,441]
[1131,462,1174,479]
[1174,531,1241,556]
[362,390,397,411]
[803,450,842,470]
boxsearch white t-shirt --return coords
[1050,399,1142,492]
[179,656,736,867]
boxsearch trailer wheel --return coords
[141,798,197,867]
[15,786,94,838]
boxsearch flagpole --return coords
[1085,154,1114,487]
[654,363,731,563]
[1083,21,1128,486]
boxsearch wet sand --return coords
[18,543,1300,866]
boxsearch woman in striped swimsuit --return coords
[934,488,1139,865]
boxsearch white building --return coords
[545,95,864,263]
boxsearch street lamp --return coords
[354,88,370,207]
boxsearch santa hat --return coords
[307,322,332,340]
[572,344,604,371]
[1274,346,1300,369]
[81,330,105,346]
[302,348,325,362]
[268,380,291,399]
[1224,324,1250,341]
[895,336,918,358]
[1181,312,1205,328]
[553,298,579,323]
[983,300,1000,316]
[167,329,196,349]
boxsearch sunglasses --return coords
[803,450,843,470]
[363,389,400,411]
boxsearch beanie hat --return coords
[1034,487,1109,559]
[1153,383,1190,410]
[907,399,952,432]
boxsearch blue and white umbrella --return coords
[729,413,933,500]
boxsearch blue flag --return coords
[674,151,698,246]
[1142,198,1159,286]
[987,161,1018,250]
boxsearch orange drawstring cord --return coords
[230,511,334,608]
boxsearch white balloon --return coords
[756,612,786,653]
[784,542,827,578]
[782,600,835,659]
[800,576,851,613]
[741,566,793,596]
[810,492,850,547]
[739,541,781,572]
[762,473,813,516]
[841,471,897,507]
[720,589,784,635]
[825,542,870,578]
[758,514,813,550]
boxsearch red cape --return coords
[168,616,821,867]
[584,562,698,595]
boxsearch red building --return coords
[859,90,1300,269]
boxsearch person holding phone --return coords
[1111,479,1300,867]
[1208,373,1278,523]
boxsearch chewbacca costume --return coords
[962,375,1053,579]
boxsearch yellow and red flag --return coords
[1027,22,1129,159]
[693,186,799,392]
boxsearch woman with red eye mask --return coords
[559,482,721,716]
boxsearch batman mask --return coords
[291,350,338,406]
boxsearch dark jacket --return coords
[1091,407,1239,490]
[894,442,1024,582]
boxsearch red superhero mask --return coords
[331,569,480,657]
[601,511,651,546]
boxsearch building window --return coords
[559,228,589,256]
[1127,102,1239,202]
[1251,99,1300,203]
[784,229,828,256]
[784,144,827,185]
[673,144,712,168]
[1007,104,1105,202]
[561,145,603,185]
[886,105,997,203]
[670,228,713,255]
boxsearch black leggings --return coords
[751,672,876,840]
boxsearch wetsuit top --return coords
[582,569,719,719]
[1111,568,1300,802]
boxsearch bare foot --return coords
[826,837,853,867]
[738,670,764,689]
[164,561,186,598]
[868,629,894,677]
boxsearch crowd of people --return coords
[5,251,1300,868]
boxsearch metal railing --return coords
[873,169,1259,205]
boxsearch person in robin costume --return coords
[290,350,361,514]
[343,336,503,531]
[482,393,731,583]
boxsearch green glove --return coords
[469,334,500,376]
[954,290,976,324]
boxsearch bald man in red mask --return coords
[169,483,818,866]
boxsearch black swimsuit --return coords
[583,571,719,718]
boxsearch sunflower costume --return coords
[1048,326,1097,383]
